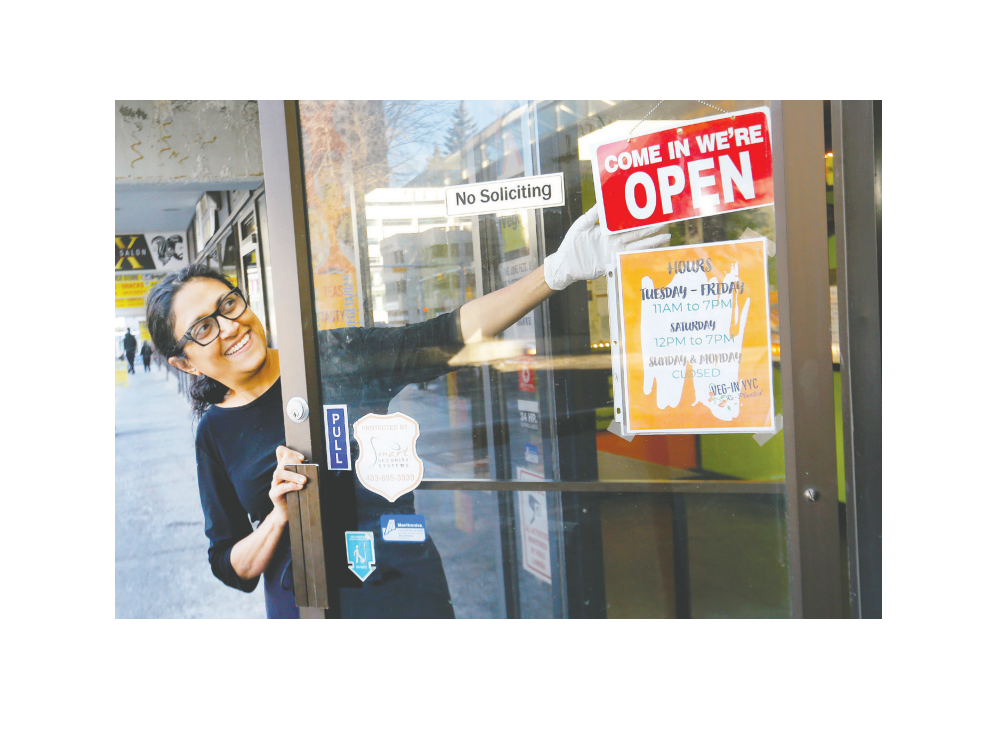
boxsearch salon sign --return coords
[589,108,773,234]
[353,412,424,502]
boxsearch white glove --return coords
[543,203,671,291]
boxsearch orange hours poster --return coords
[616,238,774,434]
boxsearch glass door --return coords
[258,100,844,618]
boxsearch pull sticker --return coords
[380,515,427,542]
[324,405,351,470]
[353,412,424,502]
[345,531,376,582]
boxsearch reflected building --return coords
[365,188,475,326]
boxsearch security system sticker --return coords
[345,531,376,582]
[445,172,565,217]
[614,237,774,434]
[352,412,424,502]
[324,404,351,470]
[588,107,773,235]
[380,515,427,542]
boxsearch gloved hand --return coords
[543,203,671,291]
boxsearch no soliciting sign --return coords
[445,173,565,217]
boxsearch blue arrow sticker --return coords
[345,531,376,582]
[324,405,351,470]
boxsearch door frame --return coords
[258,99,850,619]
[831,100,882,619]
[771,100,845,618]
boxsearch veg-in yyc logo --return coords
[707,375,764,417]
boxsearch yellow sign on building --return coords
[115,274,164,309]
[115,297,146,309]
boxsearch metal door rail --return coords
[413,479,784,494]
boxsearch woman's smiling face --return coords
[169,277,268,386]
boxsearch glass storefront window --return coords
[296,100,791,618]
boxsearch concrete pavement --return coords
[115,363,266,618]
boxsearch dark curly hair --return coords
[145,263,234,416]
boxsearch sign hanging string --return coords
[626,101,664,141]
[625,101,732,142]
[696,100,728,114]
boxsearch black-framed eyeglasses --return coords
[177,288,248,348]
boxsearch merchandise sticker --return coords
[588,107,773,235]
[615,237,775,434]
[345,531,376,582]
[324,404,351,470]
[518,354,536,392]
[524,444,540,465]
[518,491,551,584]
[380,515,427,542]
[353,412,424,502]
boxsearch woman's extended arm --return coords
[458,264,553,343]
[457,204,671,344]
[229,446,307,580]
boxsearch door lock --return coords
[286,397,309,423]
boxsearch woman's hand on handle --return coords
[269,445,308,524]
[229,445,307,581]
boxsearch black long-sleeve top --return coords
[194,309,464,618]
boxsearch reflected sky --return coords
[387,100,528,188]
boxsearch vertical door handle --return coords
[284,463,327,608]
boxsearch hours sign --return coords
[614,238,775,434]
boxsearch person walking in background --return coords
[123,328,137,374]
[141,340,153,372]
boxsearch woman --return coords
[145,204,668,619]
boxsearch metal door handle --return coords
[284,463,327,608]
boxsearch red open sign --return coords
[591,108,773,234]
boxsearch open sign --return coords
[589,108,773,234]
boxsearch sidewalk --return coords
[115,364,266,618]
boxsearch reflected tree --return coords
[443,101,478,156]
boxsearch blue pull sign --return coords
[324,405,351,470]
